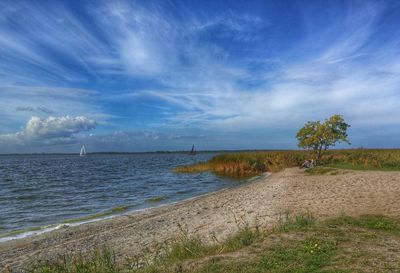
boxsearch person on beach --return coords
[300,160,310,168]
[300,159,316,168]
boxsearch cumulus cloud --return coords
[0,85,108,135]
[0,116,97,144]
[25,116,97,138]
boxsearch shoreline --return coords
[0,172,270,244]
[2,168,400,271]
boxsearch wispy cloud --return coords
[127,0,400,132]
[1,0,400,151]
[16,106,53,114]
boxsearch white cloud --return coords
[25,116,97,138]
[0,85,110,134]
[0,116,97,144]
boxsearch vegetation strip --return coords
[20,214,400,273]
[175,149,400,178]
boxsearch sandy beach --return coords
[2,168,400,271]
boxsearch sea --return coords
[0,153,240,241]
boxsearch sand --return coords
[2,168,400,271]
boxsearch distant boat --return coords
[189,144,196,155]
[80,145,86,157]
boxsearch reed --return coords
[175,149,400,178]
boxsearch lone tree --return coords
[296,114,350,160]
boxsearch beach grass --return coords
[223,224,262,252]
[175,150,306,178]
[275,213,316,232]
[23,246,119,273]
[159,235,219,263]
[20,214,400,273]
[175,149,400,178]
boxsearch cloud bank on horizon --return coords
[0,0,400,153]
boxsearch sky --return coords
[0,0,400,153]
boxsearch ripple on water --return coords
[0,153,240,236]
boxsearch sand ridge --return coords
[2,168,400,271]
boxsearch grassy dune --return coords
[22,214,400,273]
[175,149,400,178]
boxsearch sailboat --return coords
[189,144,196,155]
[79,145,86,157]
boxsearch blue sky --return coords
[1,0,400,153]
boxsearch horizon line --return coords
[0,147,398,156]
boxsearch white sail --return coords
[80,145,86,156]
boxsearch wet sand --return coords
[2,168,400,271]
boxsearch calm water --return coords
[0,153,237,237]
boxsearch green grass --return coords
[24,246,119,273]
[327,162,400,171]
[21,214,400,273]
[276,213,316,232]
[175,149,400,178]
[326,214,399,232]
[162,237,217,262]
[261,238,337,272]
[154,224,220,263]
[223,225,263,252]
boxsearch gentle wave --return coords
[0,173,269,243]
[1,153,237,236]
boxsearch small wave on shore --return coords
[0,205,132,243]
[1,153,239,240]
[0,172,269,243]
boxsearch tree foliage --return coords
[296,115,350,160]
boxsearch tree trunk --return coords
[316,144,323,161]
